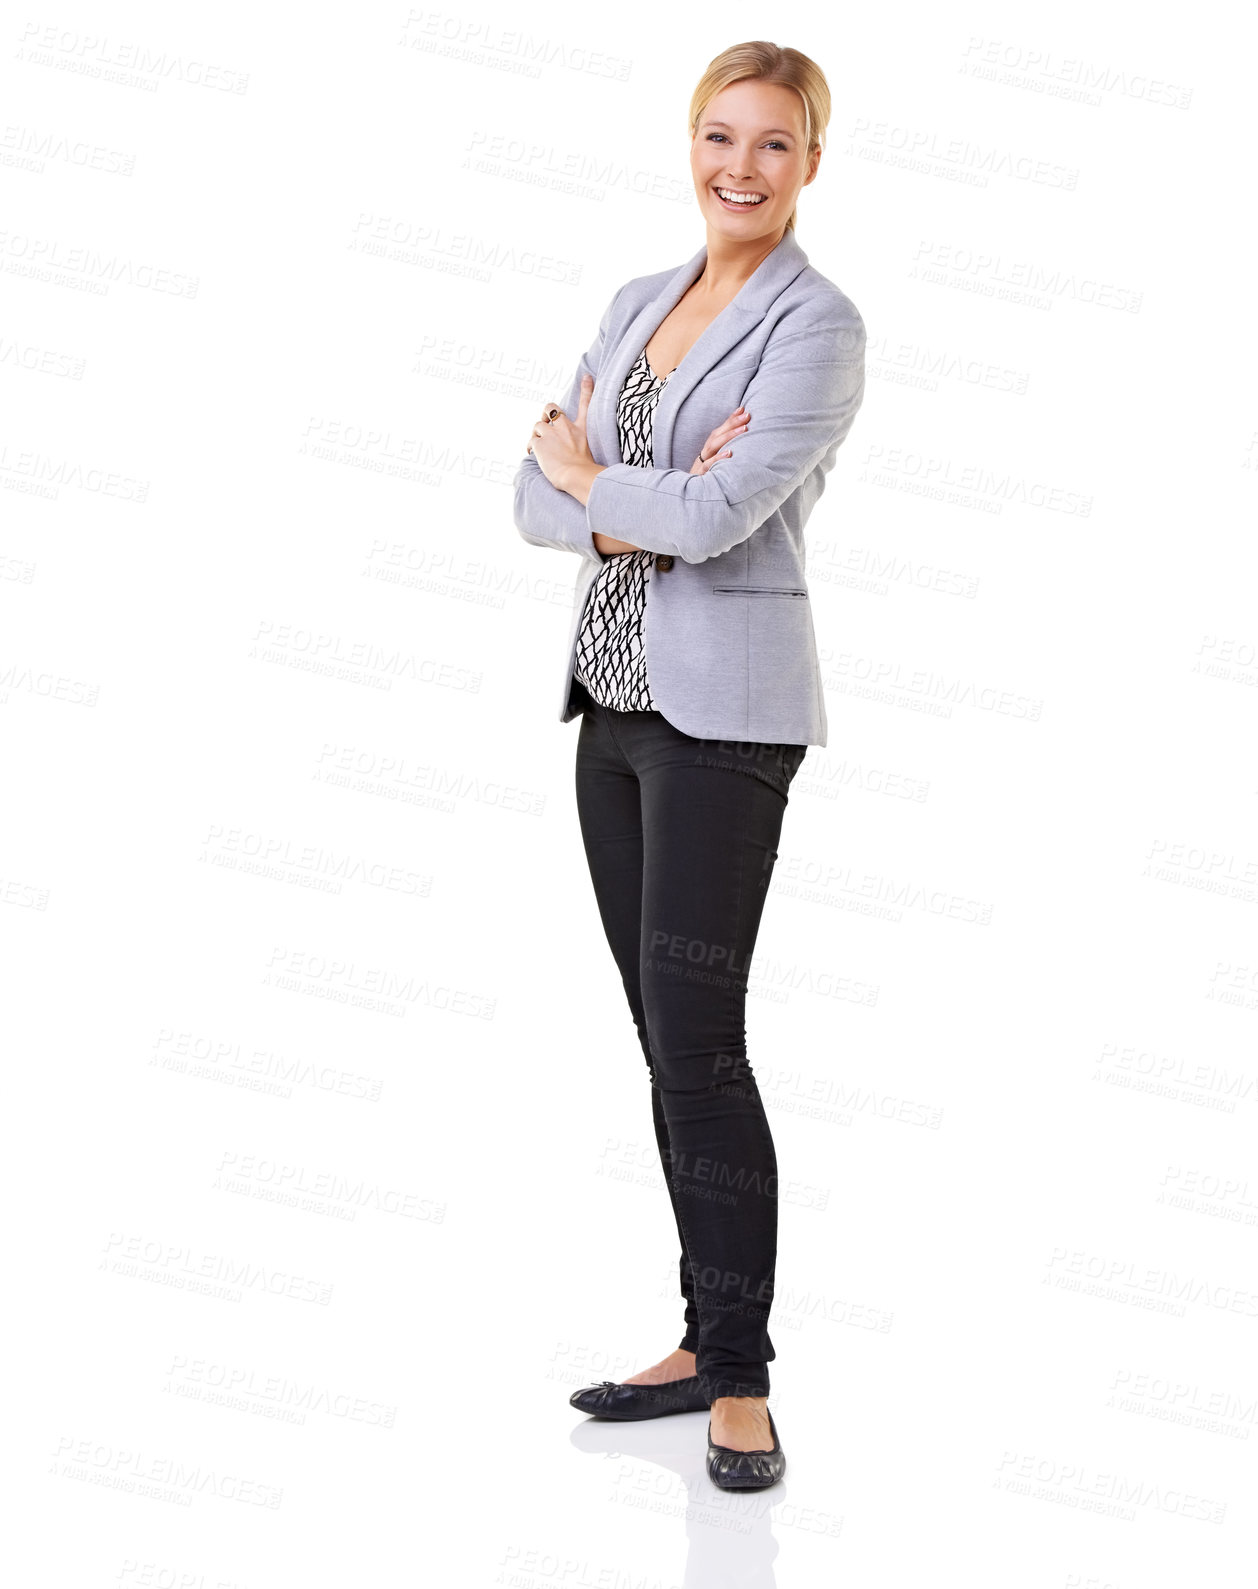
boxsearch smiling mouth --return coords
[713,186,767,208]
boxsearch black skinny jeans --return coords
[571,678,807,1401]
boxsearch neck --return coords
[694,227,786,297]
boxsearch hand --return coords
[528,372,597,491]
[594,406,749,557]
[690,406,750,474]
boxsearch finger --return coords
[576,372,594,427]
[704,410,746,446]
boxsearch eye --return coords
[705,132,789,152]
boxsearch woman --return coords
[514,41,866,1491]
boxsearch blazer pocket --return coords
[711,585,808,597]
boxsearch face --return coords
[691,78,820,243]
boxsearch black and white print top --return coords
[572,345,671,711]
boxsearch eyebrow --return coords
[701,120,797,138]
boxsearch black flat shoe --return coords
[569,1375,709,1420]
[706,1405,786,1489]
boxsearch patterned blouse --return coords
[572,345,671,710]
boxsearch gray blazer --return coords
[513,228,866,746]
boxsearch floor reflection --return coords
[570,1413,782,1588]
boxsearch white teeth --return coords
[716,187,765,205]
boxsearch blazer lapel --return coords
[591,245,705,458]
[594,229,812,470]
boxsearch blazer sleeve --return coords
[585,308,866,565]
[512,286,622,559]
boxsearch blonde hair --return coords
[688,42,830,233]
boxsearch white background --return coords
[4,2,1257,1585]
